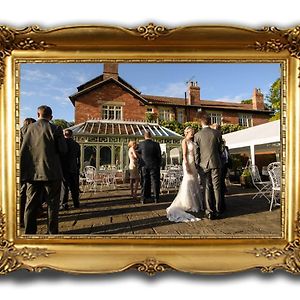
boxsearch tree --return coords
[51,119,72,129]
[241,99,252,104]
[266,78,281,120]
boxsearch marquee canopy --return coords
[223,120,280,164]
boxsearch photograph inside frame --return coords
[18,61,283,237]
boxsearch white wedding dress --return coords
[166,140,203,222]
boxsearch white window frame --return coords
[102,105,123,120]
[177,109,184,123]
[239,114,253,127]
[208,112,223,125]
[159,108,172,121]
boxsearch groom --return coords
[194,114,223,220]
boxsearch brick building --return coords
[69,63,272,127]
[68,63,273,171]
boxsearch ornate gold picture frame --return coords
[0,24,300,275]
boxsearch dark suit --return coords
[194,126,222,215]
[20,119,67,234]
[220,145,230,212]
[137,139,162,202]
[61,138,81,208]
[19,125,30,227]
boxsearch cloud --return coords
[217,92,251,103]
[161,82,186,97]
[68,71,91,85]
[22,69,58,82]
[21,90,36,96]
[142,81,186,98]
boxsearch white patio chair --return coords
[161,170,180,193]
[248,164,271,202]
[83,166,102,192]
[267,162,281,211]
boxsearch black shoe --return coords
[60,204,69,211]
[214,213,221,219]
[74,204,80,209]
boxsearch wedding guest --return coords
[20,105,67,234]
[60,129,81,210]
[20,117,36,228]
[137,131,162,204]
[219,139,231,212]
[128,140,140,200]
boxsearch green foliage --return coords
[159,120,245,136]
[182,121,202,133]
[159,120,184,135]
[240,99,252,104]
[241,168,251,177]
[269,112,280,121]
[266,78,281,120]
[220,124,246,134]
[145,112,158,123]
[51,119,73,129]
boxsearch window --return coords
[146,107,154,113]
[102,105,122,120]
[208,112,222,125]
[159,109,172,121]
[239,114,253,127]
[177,110,184,123]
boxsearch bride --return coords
[166,126,203,222]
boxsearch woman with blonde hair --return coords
[166,126,203,222]
[128,140,140,200]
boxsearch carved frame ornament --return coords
[0,23,300,276]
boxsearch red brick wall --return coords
[74,81,146,124]
[73,81,271,126]
[252,114,270,126]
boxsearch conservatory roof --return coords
[68,119,182,139]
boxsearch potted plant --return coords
[240,167,252,188]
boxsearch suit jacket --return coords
[137,139,162,169]
[20,125,29,146]
[20,119,67,181]
[61,138,81,175]
[194,127,222,169]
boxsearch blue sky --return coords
[20,63,281,122]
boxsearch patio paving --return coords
[30,184,282,238]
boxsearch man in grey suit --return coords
[20,105,67,234]
[194,114,223,219]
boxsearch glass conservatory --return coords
[68,119,183,172]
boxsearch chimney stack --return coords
[187,81,200,105]
[103,63,119,81]
[252,88,265,110]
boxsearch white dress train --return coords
[166,141,203,222]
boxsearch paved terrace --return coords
[29,185,282,237]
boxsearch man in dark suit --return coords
[19,117,36,228]
[137,131,162,204]
[194,114,223,219]
[20,105,67,234]
[60,129,81,210]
